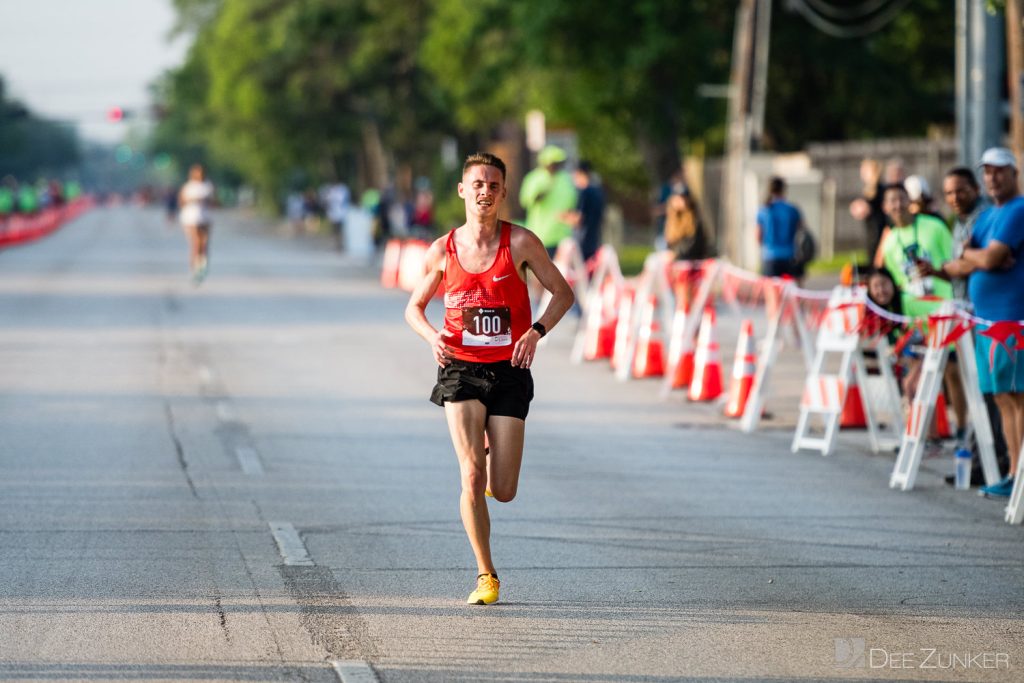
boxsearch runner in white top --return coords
[178,164,215,283]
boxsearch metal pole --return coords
[720,0,756,267]
[749,0,773,151]
[1007,0,1024,167]
[956,0,969,164]
[963,0,1005,166]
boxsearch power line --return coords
[788,0,913,38]
[804,0,890,21]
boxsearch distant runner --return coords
[179,164,215,283]
[405,153,574,605]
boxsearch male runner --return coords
[405,153,574,605]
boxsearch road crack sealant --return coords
[280,565,380,667]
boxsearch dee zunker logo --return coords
[835,638,1011,670]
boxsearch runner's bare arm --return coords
[404,238,454,366]
[509,227,575,368]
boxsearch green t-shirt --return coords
[519,167,577,248]
[0,188,13,214]
[880,214,953,318]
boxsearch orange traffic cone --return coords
[380,239,402,288]
[610,285,635,371]
[688,306,723,402]
[840,382,868,428]
[933,392,952,439]
[667,270,695,389]
[633,295,665,378]
[398,239,430,291]
[583,277,618,361]
[672,346,695,389]
[724,319,757,418]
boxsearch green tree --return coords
[0,77,79,179]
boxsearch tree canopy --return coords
[151,0,959,210]
[0,77,80,180]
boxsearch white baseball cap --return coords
[904,175,931,201]
[978,147,1018,169]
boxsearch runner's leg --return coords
[183,224,199,271]
[486,416,525,502]
[444,399,495,575]
[197,226,210,264]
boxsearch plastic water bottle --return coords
[954,447,972,490]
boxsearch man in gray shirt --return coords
[941,167,987,301]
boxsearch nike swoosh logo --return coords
[492,274,511,282]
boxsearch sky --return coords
[0,0,190,145]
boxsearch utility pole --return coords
[1007,0,1024,167]
[957,0,1004,166]
[721,0,771,269]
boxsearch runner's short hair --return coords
[463,153,506,181]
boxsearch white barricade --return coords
[571,245,624,364]
[615,251,674,382]
[890,303,1002,491]
[1007,450,1024,524]
[792,287,866,455]
[740,282,816,432]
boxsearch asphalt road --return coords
[0,206,1021,682]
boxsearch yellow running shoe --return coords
[467,573,500,605]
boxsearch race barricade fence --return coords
[0,197,94,249]
[377,240,1024,524]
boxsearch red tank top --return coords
[443,222,532,363]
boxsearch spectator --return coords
[941,167,988,301]
[0,178,14,219]
[939,148,1024,498]
[934,166,1008,486]
[905,174,943,219]
[568,160,605,262]
[877,182,966,440]
[852,158,905,262]
[411,178,435,238]
[653,166,688,250]
[664,190,708,261]
[519,145,577,257]
[324,181,351,251]
[757,176,804,278]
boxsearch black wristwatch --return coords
[531,322,547,338]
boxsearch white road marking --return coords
[235,446,264,476]
[268,522,314,566]
[216,401,234,422]
[332,661,379,683]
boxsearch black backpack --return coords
[794,227,817,266]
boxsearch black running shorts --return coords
[430,359,534,420]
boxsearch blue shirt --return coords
[757,199,801,260]
[968,195,1024,322]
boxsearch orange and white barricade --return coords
[614,251,674,382]
[792,287,869,455]
[739,282,817,433]
[537,237,590,325]
[661,259,721,395]
[688,305,723,401]
[571,245,624,364]
[380,239,402,288]
[632,294,666,378]
[891,302,1001,492]
[397,239,430,291]
[724,319,756,417]
[1008,452,1024,524]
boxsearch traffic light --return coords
[107,106,125,122]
